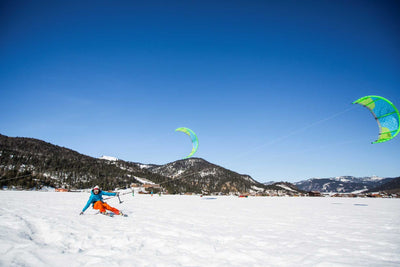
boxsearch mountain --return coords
[6,133,389,196]
[0,134,169,190]
[295,176,394,193]
[263,181,277,186]
[273,182,307,193]
[0,134,287,194]
[146,157,266,194]
[367,177,400,194]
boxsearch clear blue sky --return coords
[1,0,399,182]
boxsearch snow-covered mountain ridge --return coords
[99,155,118,161]
[1,133,397,194]
[295,176,394,193]
[145,157,266,194]
[0,134,286,194]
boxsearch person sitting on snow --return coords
[80,185,124,216]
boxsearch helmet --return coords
[93,185,100,194]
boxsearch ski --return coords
[101,212,114,217]
[94,211,128,217]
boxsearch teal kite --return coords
[175,127,198,158]
[353,95,400,144]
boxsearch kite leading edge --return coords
[175,127,199,158]
[353,95,400,144]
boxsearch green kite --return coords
[175,127,199,158]
[353,95,400,143]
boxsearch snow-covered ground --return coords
[1,191,399,267]
[99,155,118,161]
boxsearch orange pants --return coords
[93,201,120,215]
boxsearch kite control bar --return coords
[103,190,132,202]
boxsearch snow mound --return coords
[99,155,118,161]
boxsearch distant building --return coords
[143,183,161,188]
[55,188,68,192]
[308,191,322,197]
[131,183,161,188]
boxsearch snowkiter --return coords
[80,185,124,216]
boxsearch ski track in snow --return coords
[0,192,399,267]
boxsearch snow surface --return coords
[276,184,296,192]
[138,164,153,170]
[99,156,118,161]
[1,191,400,267]
[351,188,369,194]
[199,170,217,178]
[133,176,156,185]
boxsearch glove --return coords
[117,192,120,196]
[80,211,84,215]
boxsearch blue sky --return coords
[1,0,399,182]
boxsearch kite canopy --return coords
[175,127,198,158]
[353,95,400,144]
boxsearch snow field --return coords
[0,191,399,266]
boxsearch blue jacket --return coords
[82,190,116,212]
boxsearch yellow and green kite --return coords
[353,95,400,144]
[175,127,199,158]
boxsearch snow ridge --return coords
[99,155,118,161]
